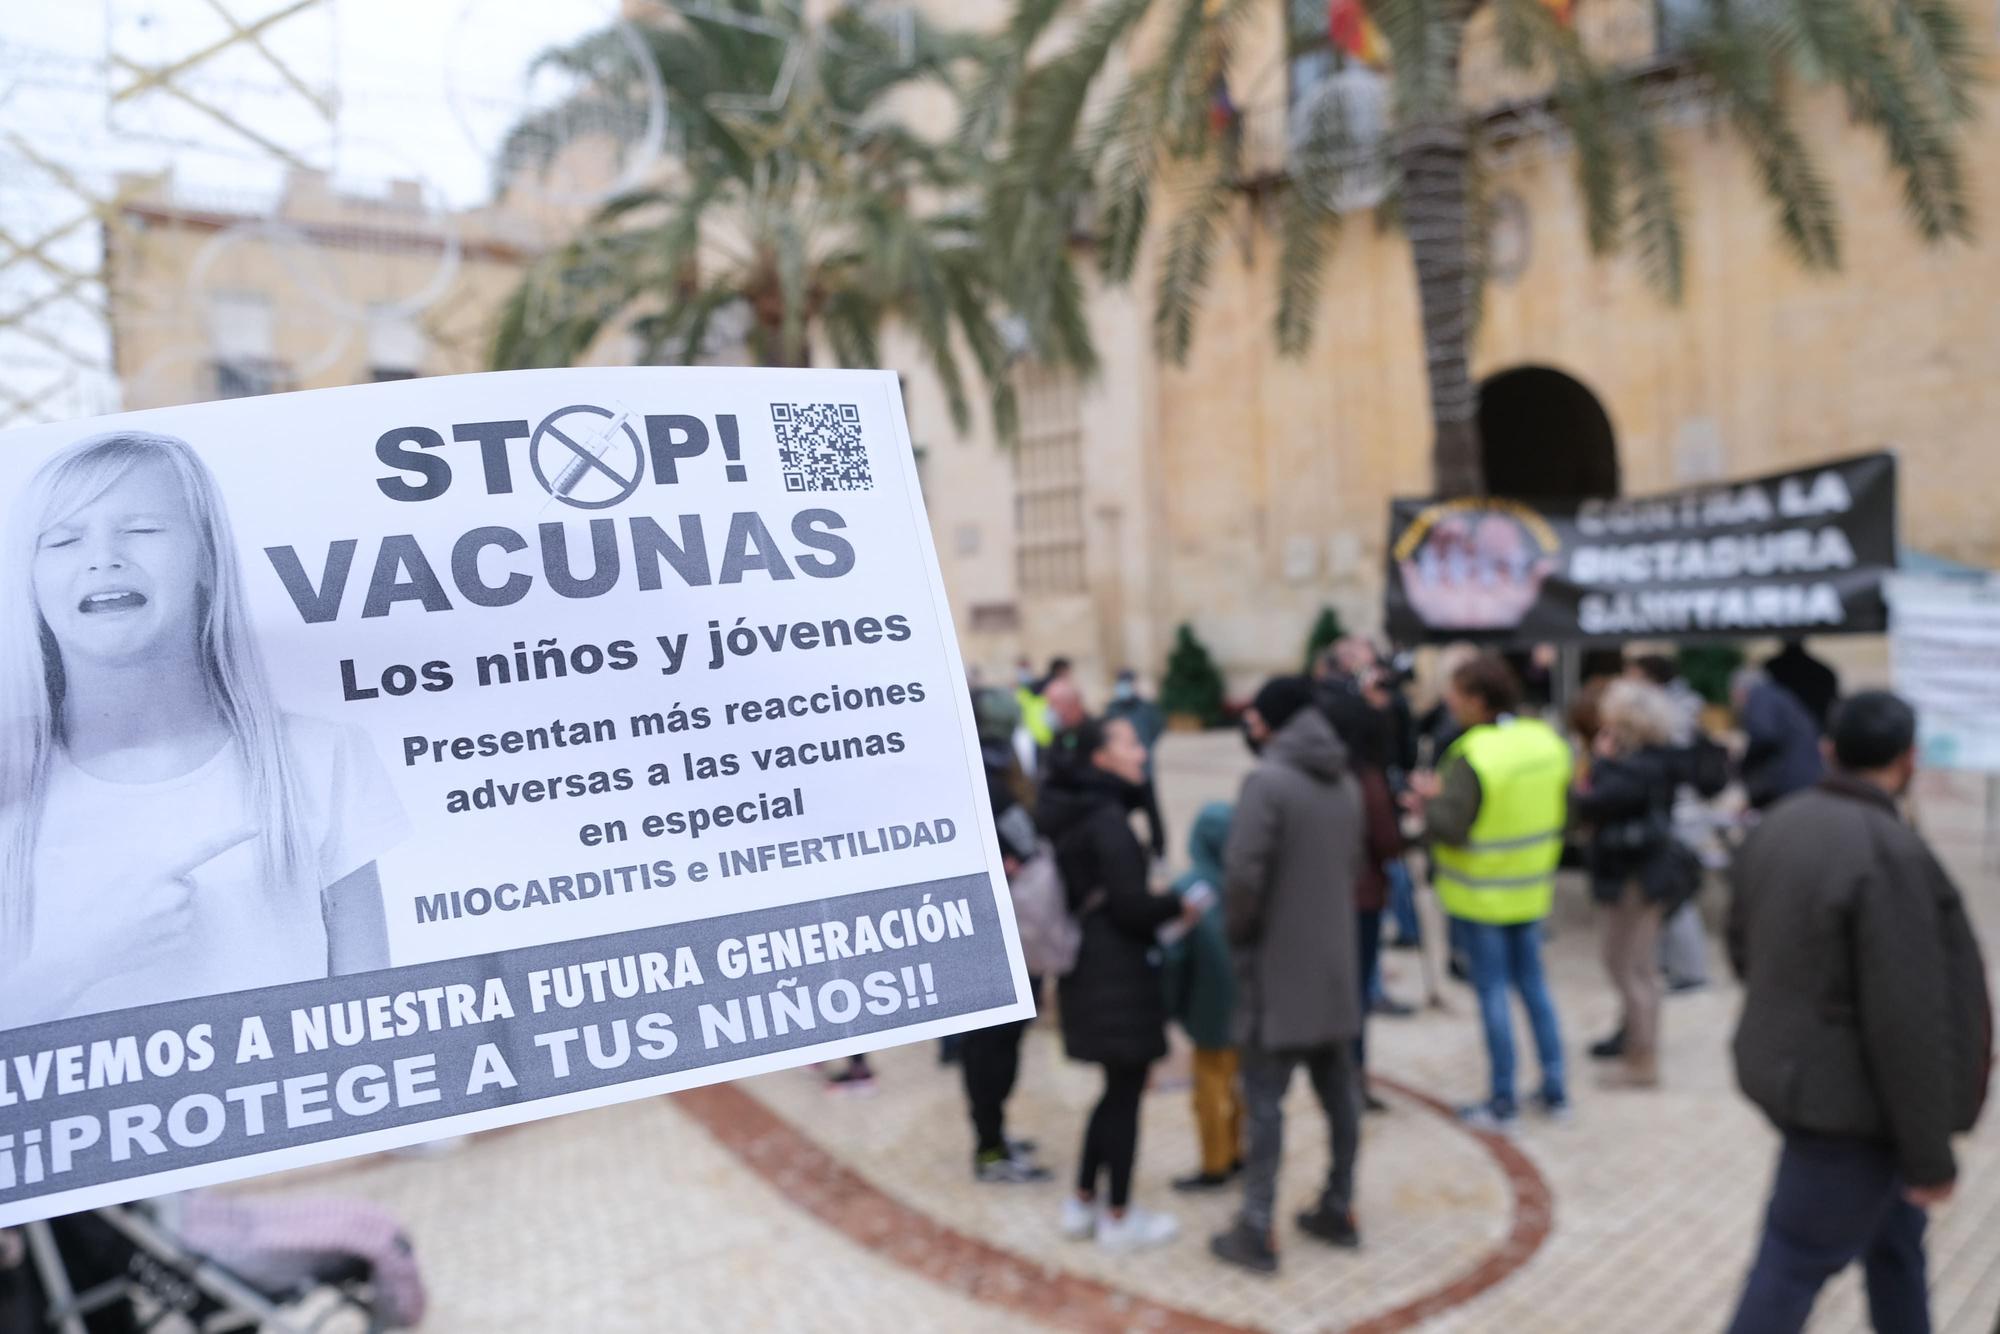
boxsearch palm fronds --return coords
[491,0,1090,440]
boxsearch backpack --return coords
[1007,840,1083,977]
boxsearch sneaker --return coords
[1666,977,1708,996]
[1457,1102,1519,1135]
[1097,1206,1179,1253]
[1531,1092,1574,1125]
[1371,995,1419,1018]
[1059,1195,1097,1241]
[1209,1220,1279,1274]
[1588,1028,1627,1061]
[1172,1169,1234,1193]
[976,1148,1052,1184]
[1296,1203,1361,1250]
[1007,1137,1039,1156]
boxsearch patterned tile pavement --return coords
[233,737,2000,1332]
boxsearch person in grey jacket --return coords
[1210,677,1366,1274]
[1725,692,1992,1334]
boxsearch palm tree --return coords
[491,0,1094,439]
[986,0,1981,495]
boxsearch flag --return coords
[1330,0,1572,67]
[1208,72,1240,137]
[1327,0,1387,66]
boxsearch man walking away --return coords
[1726,692,1991,1334]
[1407,654,1573,1131]
[1210,678,1365,1274]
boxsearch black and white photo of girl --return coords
[0,431,409,1028]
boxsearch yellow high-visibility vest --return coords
[1016,686,1053,747]
[1433,717,1573,925]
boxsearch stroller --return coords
[1,1191,426,1333]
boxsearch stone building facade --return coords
[100,1,2000,701]
[906,0,2000,697]
[104,168,580,410]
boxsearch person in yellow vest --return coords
[1406,653,1574,1131]
[1016,657,1058,753]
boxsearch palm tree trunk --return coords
[749,312,813,367]
[1399,117,1482,498]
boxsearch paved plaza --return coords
[245,735,2000,1332]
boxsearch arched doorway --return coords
[1476,366,1623,691]
[1477,365,1619,501]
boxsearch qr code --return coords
[772,402,872,492]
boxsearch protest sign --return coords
[1385,453,1898,645]
[1888,573,2000,773]
[0,367,1033,1226]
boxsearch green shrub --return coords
[1161,623,1227,727]
[1302,606,1346,675]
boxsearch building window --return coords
[1655,0,1704,52]
[367,305,427,382]
[1285,0,1390,211]
[210,358,292,399]
[207,292,288,399]
[970,602,1021,634]
[1013,364,1086,595]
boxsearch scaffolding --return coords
[0,0,666,425]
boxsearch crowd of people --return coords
[933,640,1989,1332]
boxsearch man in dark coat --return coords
[1734,668,1825,811]
[1764,638,1840,733]
[1725,691,1992,1334]
[1210,677,1366,1274]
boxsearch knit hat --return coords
[1251,675,1316,734]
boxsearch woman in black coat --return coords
[1038,715,1194,1251]
[1571,679,1697,1090]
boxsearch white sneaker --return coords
[1096,1206,1179,1252]
[1060,1195,1098,1241]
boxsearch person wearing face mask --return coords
[1724,692,1991,1334]
[1039,715,1202,1252]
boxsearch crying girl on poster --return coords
[0,431,410,1029]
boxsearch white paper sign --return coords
[0,368,1032,1226]
[1888,573,2000,773]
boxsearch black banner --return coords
[1385,453,1898,645]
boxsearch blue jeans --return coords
[1355,907,1382,1065]
[1461,919,1565,1113]
[1386,858,1421,944]
[1727,1134,1929,1334]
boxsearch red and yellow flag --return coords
[1328,0,1387,65]
[1330,0,1573,67]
